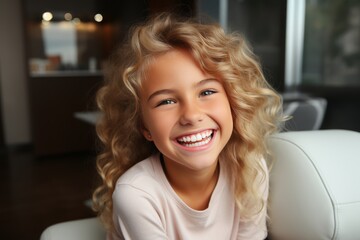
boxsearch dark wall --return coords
[0,66,4,147]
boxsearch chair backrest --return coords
[267,130,360,240]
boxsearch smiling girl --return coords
[93,13,283,240]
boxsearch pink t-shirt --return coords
[110,154,268,240]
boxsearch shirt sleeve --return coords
[237,158,269,240]
[112,184,168,240]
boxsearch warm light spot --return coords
[42,12,53,21]
[72,18,81,24]
[94,13,103,22]
[64,13,72,21]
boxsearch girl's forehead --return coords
[138,49,226,92]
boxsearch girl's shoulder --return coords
[117,154,160,184]
[114,154,165,197]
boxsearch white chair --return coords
[40,130,360,240]
[40,217,106,240]
[267,129,360,240]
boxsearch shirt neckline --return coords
[151,153,226,218]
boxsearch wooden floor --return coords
[0,147,99,240]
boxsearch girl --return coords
[93,13,283,240]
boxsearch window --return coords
[302,0,360,87]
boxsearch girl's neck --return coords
[160,154,220,210]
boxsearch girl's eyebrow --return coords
[147,78,219,102]
[147,89,175,102]
[198,78,219,86]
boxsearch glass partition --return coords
[200,0,287,91]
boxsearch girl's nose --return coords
[179,101,204,126]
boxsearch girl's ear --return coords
[139,117,152,141]
[142,129,153,141]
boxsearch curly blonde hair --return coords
[92,13,283,232]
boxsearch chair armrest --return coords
[40,217,106,240]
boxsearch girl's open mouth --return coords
[176,130,214,147]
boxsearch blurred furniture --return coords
[74,111,102,125]
[282,92,327,131]
[40,130,360,240]
[267,129,360,239]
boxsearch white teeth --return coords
[182,136,211,147]
[177,130,213,144]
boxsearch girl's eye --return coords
[200,89,217,96]
[156,99,176,107]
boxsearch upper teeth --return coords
[177,130,213,143]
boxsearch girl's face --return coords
[140,49,233,174]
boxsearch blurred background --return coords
[0,0,359,239]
